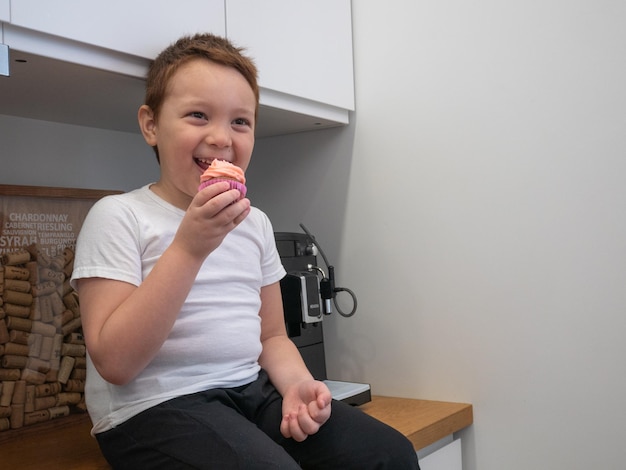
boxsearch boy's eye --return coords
[189,111,206,120]
[233,118,251,127]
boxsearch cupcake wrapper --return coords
[198,178,247,199]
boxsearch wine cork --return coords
[1,355,28,369]
[11,380,26,405]
[0,369,21,381]
[0,405,12,418]
[4,279,31,293]
[39,336,54,361]
[58,356,75,384]
[26,357,51,374]
[63,291,80,316]
[28,244,51,267]
[4,303,32,318]
[61,280,73,297]
[61,343,86,357]
[60,309,75,327]
[0,417,10,431]
[39,267,65,284]
[4,266,30,281]
[52,334,64,361]
[69,368,87,380]
[9,329,29,345]
[61,317,82,336]
[75,399,87,413]
[31,321,57,337]
[20,368,46,385]
[64,379,84,393]
[24,261,39,284]
[66,332,85,345]
[45,369,58,383]
[34,395,57,411]
[4,342,30,356]
[29,300,41,321]
[0,319,9,344]
[49,291,66,315]
[38,295,53,323]
[74,357,87,369]
[35,382,61,397]
[31,281,57,297]
[25,385,35,412]
[56,392,81,406]
[38,253,53,268]
[1,381,16,406]
[63,263,74,280]
[3,290,33,306]
[63,247,75,265]
[24,409,50,426]
[6,316,32,332]
[2,249,31,266]
[29,333,43,357]
[10,403,24,429]
[50,255,65,271]
[48,405,70,419]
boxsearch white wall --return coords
[251,1,626,469]
[0,114,158,191]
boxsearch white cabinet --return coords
[226,0,354,112]
[8,0,225,59]
[0,0,9,22]
[419,438,462,470]
[0,1,354,137]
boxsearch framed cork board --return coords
[0,184,120,437]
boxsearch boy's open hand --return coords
[280,379,332,442]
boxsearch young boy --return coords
[71,33,419,469]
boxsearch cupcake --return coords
[198,159,247,199]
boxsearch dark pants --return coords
[96,370,419,469]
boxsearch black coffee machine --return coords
[275,230,371,405]
[275,231,328,380]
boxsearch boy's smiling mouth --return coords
[195,158,213,171]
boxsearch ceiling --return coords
[0,50,341,137]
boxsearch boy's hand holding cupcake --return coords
[198,159,247,200]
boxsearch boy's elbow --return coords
[102,371,133,386]
[92,355,137,386]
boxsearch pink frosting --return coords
[200,160,246,184]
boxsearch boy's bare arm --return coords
[258,282,332,441]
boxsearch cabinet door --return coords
[419,439,462,470]
[0,0,9,22]
[226,0,354,111]
[9,0,225,59]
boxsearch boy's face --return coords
[140,58,256,208]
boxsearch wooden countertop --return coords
[0,396,473,468]
[0,413,109,470]
[360,396,473,451]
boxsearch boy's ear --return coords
[138,105,157,146]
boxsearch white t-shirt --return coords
[71,185,286,434]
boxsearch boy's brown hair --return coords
[144,34,259,160]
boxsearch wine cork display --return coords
[0,245,87,434]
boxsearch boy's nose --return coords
[205,124,232,148]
